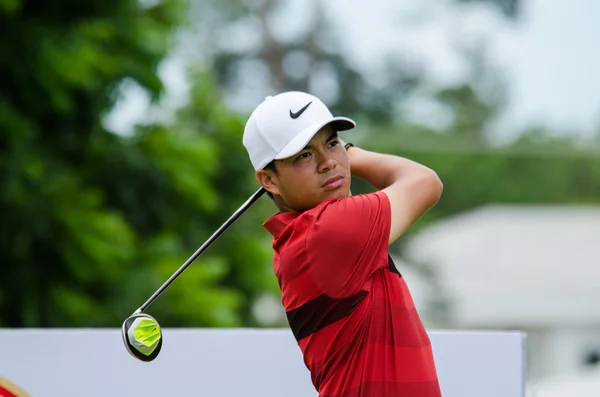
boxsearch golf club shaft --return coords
[134,187,266,314]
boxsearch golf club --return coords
[122,187,267,362]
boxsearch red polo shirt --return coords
[264,191,441,397]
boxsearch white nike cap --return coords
[243,91,356,171]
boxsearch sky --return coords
[104,0,600,142]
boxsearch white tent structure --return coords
[526,367,600,397]
[402,204,600,381]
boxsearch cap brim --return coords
[273,117,356,161]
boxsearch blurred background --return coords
[2,0,600,395]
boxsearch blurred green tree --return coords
[178,0,600,252]
[124,73,279,328]
[183,0,520,125]
[0,0,277,328]
[184,0,421,125]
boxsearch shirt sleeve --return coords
[305,191,392,298]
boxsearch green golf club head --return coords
[122,312,162,362]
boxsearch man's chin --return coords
[326,188,350,200]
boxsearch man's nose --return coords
[318,155,337,173]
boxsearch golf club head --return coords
[122,312,162,362]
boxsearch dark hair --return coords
[263,161,276,200]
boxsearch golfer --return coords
[243,91,443,397]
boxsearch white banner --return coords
[0,329,525,397]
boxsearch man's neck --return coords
[274,191,354,213]
[273,196,301,213]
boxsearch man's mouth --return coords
[322,175,344,190]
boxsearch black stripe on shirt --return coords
[286,291,368,342]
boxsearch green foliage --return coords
[2,0,597,330]
[0,0,183,327]
[114,73,278,328]
[0,0,278,328]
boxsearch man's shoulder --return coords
[267,191,389,248]
[302,191,390,250]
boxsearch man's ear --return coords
[255,169,280,196]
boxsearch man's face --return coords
[257,126,351,212]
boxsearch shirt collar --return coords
[263,211,300,237]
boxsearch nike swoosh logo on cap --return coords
[289,101,312,119]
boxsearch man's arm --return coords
[345,145,443,245]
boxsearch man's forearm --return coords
[346,146,436,190]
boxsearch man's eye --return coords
[329,140,339,148]
[296,152,311,161]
